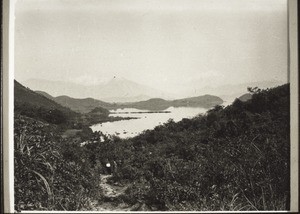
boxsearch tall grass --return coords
[14,115,101,211]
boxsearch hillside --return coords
[118,95,223,111]
[172,95,223,108]
[54,96,115,113]
[15,80,121,127]
[35,90,55,100]
[36,90,223,113]
[14,80,79,125]
[81,84,290,211]
[181,80,285,101]
[15,80,66,110]
[34,90,116,113]
[14,83,290,211]
[23,77,174,102]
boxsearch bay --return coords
[91,106,208,139]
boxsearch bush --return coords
[14,115,101,211]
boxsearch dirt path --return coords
[90,174,132,211]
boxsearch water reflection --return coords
[91,106,208,139]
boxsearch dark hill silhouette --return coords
[89,83,290,210]
[14,83,290,211]
[14,80,79,125]
[118,95,223,110]
[54,95,115,113]
[15,81,77,115]
[36,90,223,112]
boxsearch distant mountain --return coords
[53,95,115,114]
[88,107,109,115]
[101,94,152,103]
[95,77,173,101]
[23,79,89,98]
[118,95,223,111]
[182,80,286,105]
[23,77,173,102]
[14,80,79,124]
[35,90,114,113]
[36,89,223,112]
[15,81,71,112]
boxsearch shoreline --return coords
[109,111,171,114]
[87,116,139,126]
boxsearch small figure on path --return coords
[105,162,112,174]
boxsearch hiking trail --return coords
[89,174,131,211]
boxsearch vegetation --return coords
[79,84,290,211]
[15,80,136,129]
[36,89,223,112]
[14,81,106,211]
[14,82,290,211]
[15,80,81,129]
[14,115,104,211]
[51,95,116,114]
[114,95,224,111]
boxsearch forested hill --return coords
[82,83,290,211]
[117,95,223,110]
[34,90,55,100]
[36,90,223,113]
[14,80,79,125]
[15,80,116,127]
[14,83,290,211]
[15,80,68,110]
[53,95,115,113]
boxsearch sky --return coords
[15,0,288,94]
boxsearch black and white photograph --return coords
[2,0,298,212]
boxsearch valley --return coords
[14,80,290,211]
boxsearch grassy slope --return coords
[15,80,118,129]
[14,80,79,126]
[15,80,75,114]
[14,81,106,211]
[14,115,103,211]
[14,83,290,211]
[83,84,290,211]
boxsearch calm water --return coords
[91,107,208,139]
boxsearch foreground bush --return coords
[14,115,101,211]
[92,84,290,211]
[14,84,290,211]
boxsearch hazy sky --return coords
[15,0,288,93]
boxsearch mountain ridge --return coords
[23,77,174,102]
[14,80,79,125]
[36,90,223,112]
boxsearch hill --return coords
[36,89,223,112]
[23,77,174,102]
[182,80,285,98]
[22,78,89,98]
[14,80,79,125]
[118,95,223,110]
[34,90,54,100]
[34,90,117,113]
[53,95,115,113]
[14,83,290,211]
[81,83,290,211]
